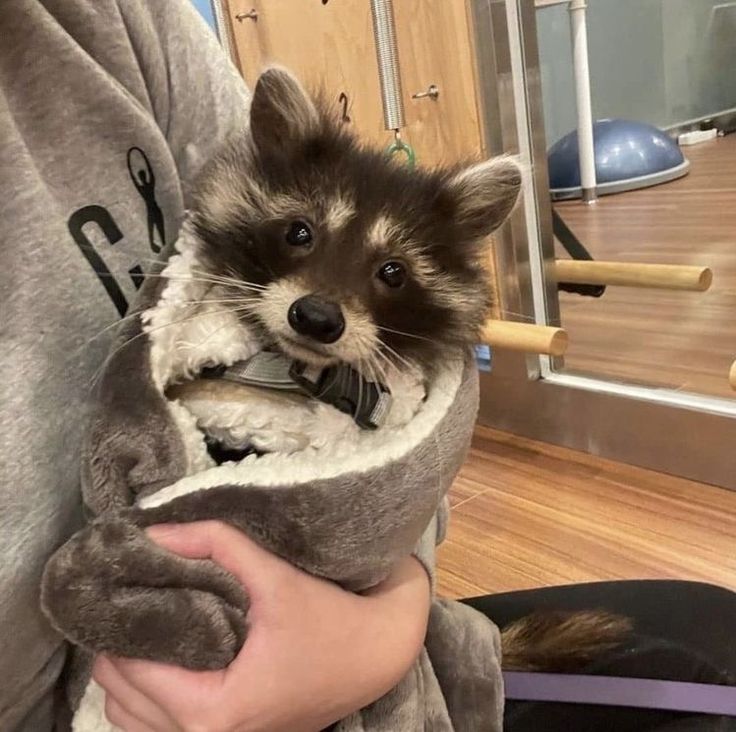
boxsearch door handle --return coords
[411,84,439,100]
[235,8,258,21]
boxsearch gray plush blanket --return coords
[41,222,504,732]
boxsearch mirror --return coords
[534,0,735,400]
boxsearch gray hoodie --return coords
[0,2,248,728]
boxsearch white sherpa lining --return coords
[137,222,463,510]
[73,681,110,732]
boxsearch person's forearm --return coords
[357,557,432,694]
[366,556,431,600]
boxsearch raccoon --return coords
[189,66,521,378]
[179,68,633,674]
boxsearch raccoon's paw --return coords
[41,515,249,670]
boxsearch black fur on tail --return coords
[500,609,633,672]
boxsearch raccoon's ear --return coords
[446,156,522,239]
[250,66,319,155]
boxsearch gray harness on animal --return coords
[201,351,393,431]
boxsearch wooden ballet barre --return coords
[554,260,713,292]
[481,320,568,356]
[730,361,736,391]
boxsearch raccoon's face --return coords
[192,68,521,377]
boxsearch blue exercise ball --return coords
[548,119,689,200]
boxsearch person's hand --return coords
[92,520,431,732]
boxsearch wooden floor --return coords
[556,134,736,399]
[436,426,736,599]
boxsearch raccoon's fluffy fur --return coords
[189,67,522,374]
[501,609,633,672]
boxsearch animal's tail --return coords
[500,609,633,672]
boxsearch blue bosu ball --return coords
[548,119,690,200]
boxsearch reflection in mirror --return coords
[536,0,736,399]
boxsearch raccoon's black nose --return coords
[288,295,345,344]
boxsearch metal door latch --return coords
[412,84,439,100]
[235,8,258,21]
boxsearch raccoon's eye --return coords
[285,221,313,247]
[377,261,406,289]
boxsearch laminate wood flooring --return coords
[437,426,736,598]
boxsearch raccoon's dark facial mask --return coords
[191,67,521,374]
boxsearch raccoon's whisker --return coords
[379,342,415,374]
[170,297,259,308]
[225,257,275,282]
[372,346,394,375]
[210,282,267,296]
[368,347,390,378]
[133,259,264,290]
[168,273,267,294]
[172,304,257,333]
[367,345,387,383]
[87,319,167,391]
[377,326,433,343]
[78,309,150,352]
[176,310,254,352]
[370,358,388,385]
[78,294,254,354]
[122,264,269,292]
[67,268,241,296]
[365,358,384,389]
[354,370,363,420]
[373,347,405,384]
[139,273,267,298]
[317,367,343,400]
[351,334,382,382]
[232,299,261,317]
[359,358,373,384]
[325,367,345,405]
[338,366,347,396]
[66,270,151,279]
[87,306,253,391]
[224,266,269,292]
[191,269,268,291]
[358,351,376,380]
[341,367,351,405]
[372,362,385,389]
[356,362,371,420]
[206,273,268,293]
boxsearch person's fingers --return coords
[145,521,288,587]
[105,655,224,720]
[104,695,158,732]
[93,656,183,731]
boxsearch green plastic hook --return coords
[385,137,416,169]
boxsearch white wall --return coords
[537,0,736,145]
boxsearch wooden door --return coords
[226,0,386,147]
[392,0,484,165]
[224,0,485,167]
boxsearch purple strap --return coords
[503,671,736,717]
